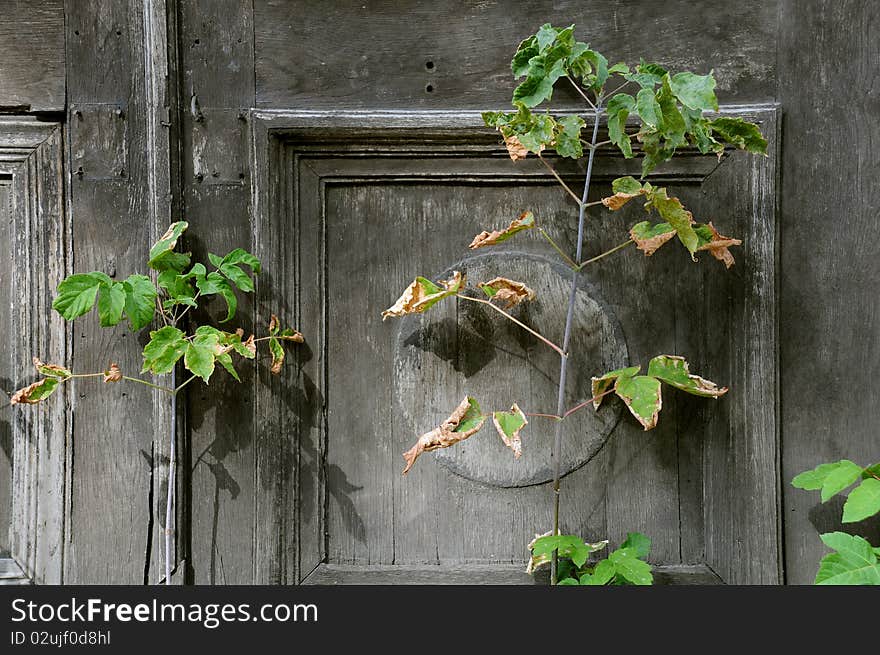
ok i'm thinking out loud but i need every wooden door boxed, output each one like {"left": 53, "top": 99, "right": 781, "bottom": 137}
{"left": 19, "top": 0, "right": 880, "bottom": 585}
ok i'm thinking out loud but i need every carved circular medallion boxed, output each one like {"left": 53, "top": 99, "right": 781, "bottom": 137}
{"left": 393, "top": 251, "right": 628, "bottom": 488}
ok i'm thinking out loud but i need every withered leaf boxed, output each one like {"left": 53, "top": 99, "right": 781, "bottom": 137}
{"left": 504, "top": 134, "right": 532, "bottom": 161}
{"left": 493, "top": 403, "right": 527, "bottom": 459}
{"left": 629, "top": 221, "right": 676, "bottom": 256}
{"left": 381, "top": 271, "right": 465, "bottom": 320}
{"left": 103, "top": 362, "right": 122, "bottom": 383}
{"left": 11, "top": 378, "right": 61, "bottom": 405}
{"left": 601, "top": 176, "right": 651, "bottom": 211}
{"left": 402, "top": 396, "right": 485, "bottom": 475}
{"left": 268, "top": 314, "right": 279, "bottom": 334}
{"left": 646, "top": 355, "right": 728, "bottom": 398}
{"left": 480, "top": 277, "right": 536, "bottom": 309}
{"left": 278, "top": 329, "right": 304, "bottom": 343}
{"left": 591, "top": 365, "right": 641, "bottom": 409}
{"left": 694, "top": 222, "right": 742, "bottom": 269}
{"left": 468, "top": 212, "right": 536, "bottom": 249}
{"left": 32, "top": 357, "right": 72, "bottom": 380}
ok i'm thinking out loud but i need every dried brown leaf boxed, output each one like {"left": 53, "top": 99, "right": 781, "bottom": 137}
{"left": 480, "top": 277, "right": 536, "bottom": 309}
{"left": 268, "top": 314, "right": 279, "bottom": 333}
{"left": 630, "top": 225, "right": 676, "bottom": 256}
{"left": 504, "top": 134, "right": 532, "bottom": 161}
{"left": 32, "top": 357, "right": 71, "bottom": 379}
{"left": 381, "top": 271, "right": 464, "bottom": 320}
{"left": 243, "top": 334, "right": 256, "bottom": 357}
{"left": 602, "top": 189, "right": 648, "bottom": 211}
{"left": 402, "top": 396, "right": 485, "bottom": 475}
{"left": 468, "top": 212, "right": 536, "bottom": 249}
{"left": 103, "top": 363, "right": 122, "bottom": 383}
{"left": 278, "top": 330, "right": 305, "bottom": 343}
{"left": 11, "top": 378, "right": 59, "bottom": 405}
{"left": 696, "top": 222, "right": 742, "bottom": 269}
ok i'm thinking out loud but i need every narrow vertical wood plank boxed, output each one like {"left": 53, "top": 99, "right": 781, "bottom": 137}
{"left": 178, "top": 0, "right": 259, "bottom": 584}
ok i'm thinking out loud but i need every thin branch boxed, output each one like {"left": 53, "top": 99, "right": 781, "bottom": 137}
{"left": 578, "top": 239, "right": 634, "bottom": 269}
{"left": 156, "top": 296, "right": 170, "bottom": 327}
{"left": 565, "top": 75, "right": 596, "bottom": 109}
{"left": 538, "top": 228, "right": 579, "bottom": 270}
{"left": 562, "top": 388, "right": 616, "bottom": 418}
{"left": 604, "top": 79, "right": 633, "bottom": 98}
{"left": 121, "top": 375, "right": 175, "bottom": 395}
{"left": 537, "top": 154, "right": 584, "bottom": 207}
{"left": 524, "top": 411, "right": 563, "bottom": 421}
{"left": 456, "top": 293, "right": 567, "bottom": 358}
{"left": 174, "top": 375, "right": 198, "bottom": 394}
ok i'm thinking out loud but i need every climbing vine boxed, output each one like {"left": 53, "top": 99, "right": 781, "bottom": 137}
{"left": 381, "top": 23, "right": 767, "bottom": 584}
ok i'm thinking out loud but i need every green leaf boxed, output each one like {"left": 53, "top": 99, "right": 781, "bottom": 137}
{"left": 148, "top": 222, "right": 190, "bottom": 271}
{"left": 224, "top": 331, "right": 256, "bottom": 359}
{"left": 211, "top": 248, "right": 261, "bottom": 294}
{"left": 606, "top": 93, "right": 636, "bottom": 158}
{"left": 269, "top": 336, "right": 285, "bottom": 374}
{"left": 158, "top": 269, "right": 197, "bottom": 308}
{"left": 557, "top": 577, "right": 580, "bottom": 586}
{"left": 554, "top": 115, "right": 585, "bottom": 159}
{"left": 818, "top": 460, "right": 864, "bottom": 502}
{"left": 122, "top": 274, "right": 158, "bottom": 330}
{"left": 815, "top": 532, "right": 880, "bottom": 585}
{"left": 608, "top": 547, "right": 653, "bottom": 585}
{"left": 792, "top": 462, "right": 842, "bottom": 491}
{"left": 645, "top": 187, "right": 699, "bottom": 255}
{"left": 624, "top": 60, "right": 666, "bottom": 88}
{"left": 97, "top": 282, "right": 126, "bottom": 327}
{"left": 635, "top": 87, "right": 662, "bottom": 129}
{"left": 620, "top": 532, "right": 651, "bottom": 558}
{"left": 709, "top": 117, "right": 768, "bottom": 155}
{"left": 863, "top": 463, "right": 880, "bottom": 480}
{"left": 216, "top": 352, "right": 240, "bottom": 382}
{"left": 532, "top": 535, "right": 591, "bottom": 568}
{"left": 669, "top": 71, "right": 718, "bottom": 112}
{"left": 656, "top": 75, "right": 686, "bottom": 145}
{"left": 10, "top": 377, "right": 61, "bottom": 405}
{"left": 646, "top": 355, "right": 727, "bottom": 398}
{"left": 581, "top": 559, "right": 616, "bottom": 585}
{"left": 511, "top": 36, "right": 539, "bottom": 78}
{"left": 454, "top": 397, "right": 484, "bottom": 434}
{"left": 52, "top": 272, "right": 110, "bottom": 320}
{"left": 32, "top": 359, "right": 72, "bottom": 379}
{"left": 141, "top": 326, "right": 187, "bottom": 374}
{"left": 608, "top": 62, "right": 630, "bottom": 75}
{"left": 614, "top": 374, "right": 662, "bottom": 430}
{"left": 516, "top": 113, "right": 555, "bottom": 153}
{"left": 591, "top": 365, "right": 640, "bottom": 409}
{"left": 612, "top": 176, "right": 643, "bottom": 195}
{"left": 493, "top": 403, "right": 527, "bottom": 458}
{"left": 195, "top": 270, "right": 237, "bottom": 322}
{"left": 843, "top": 478, "right": 880, "bottom": 523}
{"left": 185, "top": 327, "right": 223, "bottom": 383}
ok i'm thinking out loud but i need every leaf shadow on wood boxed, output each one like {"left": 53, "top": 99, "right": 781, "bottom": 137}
{"left": 807, "top": 495, "right": 880, "bottom": 546}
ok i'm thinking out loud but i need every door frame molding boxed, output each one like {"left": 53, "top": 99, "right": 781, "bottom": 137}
{"left": 0, "top": 117, "right": 69, "bottom": 585}
{"left": 248, "top": 106, "right": 780, "bottom": 584}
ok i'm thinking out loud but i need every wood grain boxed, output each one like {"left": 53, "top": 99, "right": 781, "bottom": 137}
{"left": 254, "top": 0, "right": 778, "bottom": 110}
{"left": 0, "top": 0, "right": 65, "bottom": 112}
{"left": 778, "top": 0, "right": 880, "bottom": 584}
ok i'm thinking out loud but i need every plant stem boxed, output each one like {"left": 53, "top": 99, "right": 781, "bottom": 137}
{"left": 549, "top": 104, "right": 602, "bottom": 585}
{"left": 455, "top": 294, "right": 566, "bottom": 358}
{"left": 538, "top": 228, "right": 579, "bottom": 270}
{"left": 563, "top": 388, "right": 616, "bottom": 418}
{"left": 121, "top": 375, "right": 175, "bottom": 395}
{"left": 578, "top": 239, "right": 634, "bottom": 269}
{"left": 565, "top": 75, "right": 595, "bottom": 109}
{"left": 174, "top": 374, "right": 197, "bottom": 394}
{"left": 537, "top": 154, "right": 584, "bottom": 207}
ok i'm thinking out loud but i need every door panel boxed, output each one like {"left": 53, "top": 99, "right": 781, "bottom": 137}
{"left": 250, "top": 108, "right": 779, "bottom": 584}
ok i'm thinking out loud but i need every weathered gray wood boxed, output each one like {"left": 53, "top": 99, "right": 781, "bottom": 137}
{"left": 778, "top": 0, "right": 880, "bottom": 584}
{"left": 1, "top": 180, "right": 11, "bottom": 556}
{"left": 178, "top": 0, "right": 260, "bottom": 585}
{"left": 254, "top": 0, "right": 778, "bottom": 110}
{"left": 251, "top": 109, "right": 778, "bottom": 583}
{"left": 0, "top": 557, "right": 30, "bottom": 585}
{"left": 302, "top": 563, "right": 721, "bottom": 585}
{"left": 0, "top": 0, "right": 66, "bottom": 112}
{"left": 0, "top": 117, "right": 68, "bottom": 584}
{"left": 63, "top": 0, "right": 178, "bottom": 584}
